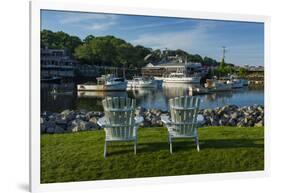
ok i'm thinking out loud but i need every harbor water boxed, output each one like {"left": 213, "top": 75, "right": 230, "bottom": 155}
{"left": 41, "top": 82, "right": 264, "bottom": 113}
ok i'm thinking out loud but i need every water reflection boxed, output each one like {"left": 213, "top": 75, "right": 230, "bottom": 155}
{"left": 41, "top": 82, "right": 264, "bottom": 113}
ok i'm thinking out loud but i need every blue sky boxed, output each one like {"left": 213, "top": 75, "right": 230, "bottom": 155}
{"left": 41, "top": 10, "right": 264, "bottom": 66}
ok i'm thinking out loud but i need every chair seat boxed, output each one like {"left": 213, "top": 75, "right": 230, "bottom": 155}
{"left": 98, "top": 116, "right": 144, "bottom": 127}
{"left": 105, "top": 136, "right": 136, "bottom": 141}
{"left": 161, "top": 114, "right": 205, "bottom": 125}
{"left": 168, "top": 131, "right": 197, "bottom": 138}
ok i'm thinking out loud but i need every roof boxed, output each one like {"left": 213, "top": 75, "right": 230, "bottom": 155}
{"left": 143, "top": 61, "right": 202, "bottom": 69}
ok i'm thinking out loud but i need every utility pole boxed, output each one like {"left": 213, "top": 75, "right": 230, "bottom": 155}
{"left": 222, "top": 46, "right": 226, "bottom": 61}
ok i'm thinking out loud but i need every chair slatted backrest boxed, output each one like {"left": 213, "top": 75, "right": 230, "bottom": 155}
{"left": 169, "top": 96, "right": 200, "bottom": 136}
{"left": 102, "top": 97, "right": 136, "bottom": 140}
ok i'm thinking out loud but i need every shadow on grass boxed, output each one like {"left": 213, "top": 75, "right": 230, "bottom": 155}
{"left": 106, "top": 138, "right": 264, "bottom": 155}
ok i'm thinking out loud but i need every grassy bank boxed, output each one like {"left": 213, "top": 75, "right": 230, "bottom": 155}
{"left": 41, "top": 126, "right": 264, "bottom": 183}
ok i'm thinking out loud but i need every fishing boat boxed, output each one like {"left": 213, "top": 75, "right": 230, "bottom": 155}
{"left": 127, "top": 77, "right": 157, "bottom": 89}
{"left": 77, "top": 74, "right": 127, "bottom": 91}
{"left": 162, "top": 72, "right": 201, "bottom": 84}
{"left": 204, "top": 79, "right": 232, "bottom": 92}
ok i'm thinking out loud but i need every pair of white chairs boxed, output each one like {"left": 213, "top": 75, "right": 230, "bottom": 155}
{"left": 97, "top": 96, "right": 202, "bottom": 157}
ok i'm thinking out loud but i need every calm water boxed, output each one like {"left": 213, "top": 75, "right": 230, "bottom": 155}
{"left": 41, "top": 82, "right": 264, "bottom": 113}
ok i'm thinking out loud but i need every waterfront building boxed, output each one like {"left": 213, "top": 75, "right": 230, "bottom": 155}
{"left": 41, "top": 48, "right": 79, "bottom": 78}
{"left": 141, "top": 61, "right": 207, "bottom": 77}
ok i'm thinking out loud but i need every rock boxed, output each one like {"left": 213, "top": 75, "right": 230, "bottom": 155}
{"left": 237, "top": 121, "right": 244, "bottom": 127}
{"left": 68, "top": 119, "right": 93, "bottom": 132}
{"left": 64, "top": 111, "right": 76, "bottom": 121}
{"left": 43, "top": 120, "right": 56, "bottom": 129}
{"left": 230, "top": 112, "right": 238, "bottom": 119}
{"left": 228, "top": 118, "right": 237, "bottom": 126}
{"left": 255, "top": 121, "right": 263, "bottom": 127}
{"left": 60, "top": 109, "right": 71, "bottom": 116}
{"left": 86, "top": 111, "right": 96, "bottom": 119}
{"left": 41, "top": 111, "right": 53, "bottom": 118}
{"left": 89, "top": 117, "right": 98, "bottom": 124}
{"left": 55, "top": 116, "right": 67, "bottom": 125}
{"left": 46, "top": 127, "right": 55, "bottom": 134}
{"left": 48, "top": 115, "right": 56, "bottom": 122}
{"left": 86, "top": 122, "right": 99, "bottom": 130}
{"left": 75, "top": 114, "right": 87, "bottom": 121}
{"left": 54, "top": 126, "right": 65, "bottom": 134}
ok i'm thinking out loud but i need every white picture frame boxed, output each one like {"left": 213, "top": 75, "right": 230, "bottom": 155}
{"left": 30, "top": 0, "right": 270, "bottom": 192}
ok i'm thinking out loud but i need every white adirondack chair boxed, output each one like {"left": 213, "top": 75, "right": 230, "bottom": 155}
{"left": 161, "top": 96, "right": 202, "bottom": 154}
{"left": 97, "top": 97, "right": 143, "bottom": 158}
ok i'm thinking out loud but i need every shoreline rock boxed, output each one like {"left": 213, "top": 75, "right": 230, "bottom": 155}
{"left": 41, "top": 105, "right": 264, "bottom": 134}
{"left": 199, "top": 105, "right": 264, "bottom": 127}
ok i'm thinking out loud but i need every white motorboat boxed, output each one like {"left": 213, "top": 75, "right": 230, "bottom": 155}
{"left": 77, "top": 74, "right": 127, "bottom": 91}
{"left": 227, "top": 79, "right": 244, "bottom": 89}
{"left": 127, "top": 77, "right": 157, "bottom": 89}
{"left": 162, "top": 73, "right": 201, "bottom": 84}
{"left": 204, "top": 79, "right": 232, "bottom": 92}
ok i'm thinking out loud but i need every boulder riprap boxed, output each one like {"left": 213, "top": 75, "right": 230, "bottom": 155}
{"left": 136, "top": 107, "right": 167, "bottom": 127}
{"left": 41, "top": 109, "right": 103, "bottom": 134}
{"left": 200, "top": 105, "right": 264, "bottom": 127}
{"left": 41, "top": 105, "right": 264, "bottom": 134}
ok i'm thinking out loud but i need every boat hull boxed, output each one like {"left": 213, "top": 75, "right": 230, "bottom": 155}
{"left": 227, "top": 80, "right": 244, "bottom": 89}
{"left": 163, "top": 77, "right": 201, "bottom": 84}
{"left": 77, "top": 82, "right": 127, "bottom": 91}
{"left": 127, "top": 81, "right": 157, "bottom": 89}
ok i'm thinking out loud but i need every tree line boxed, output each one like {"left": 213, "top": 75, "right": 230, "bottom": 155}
{"left": 41, "top": 30, "right": 236, "bottom": 71}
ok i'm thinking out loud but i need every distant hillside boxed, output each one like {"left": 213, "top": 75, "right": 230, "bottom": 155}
{"left": 41, "top": 30, "right": 222, "bottom": 69}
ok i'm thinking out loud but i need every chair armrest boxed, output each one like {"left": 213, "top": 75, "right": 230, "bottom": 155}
{"left": 98, "top": 116, "right": 144, "bottom": 127}
{"left": 134, "top": 116, "right": 144, "bottom": 125}
{"left": 161, "top": 114, "right": 205, "bottom": 125}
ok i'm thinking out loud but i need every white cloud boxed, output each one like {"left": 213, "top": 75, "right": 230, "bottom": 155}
{"left": 119, "top": 20, "right": 187, "bottom": 31}
{"left": 87, "top": 21, "right": 117, "bottom": 31}
{"left": 131, "top": 21, "right": 216, "bottom": 50}
{"left": 56, "top": 12, "right": 119, "bottom": 32}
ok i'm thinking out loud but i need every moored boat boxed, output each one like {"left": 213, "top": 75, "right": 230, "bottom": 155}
{"left": 204, "top": 79, "right": 232, "bottom": 92}
{"left": 77, "top": 74, "right": 127, "bottom": 91}
{"left": 162, "top": 73, "right": 201, "bottom": 84}
{"left": 227, "top": 79, "right": 244, "bottom": 89}
{"left": 127, "top": 77, "right": 157, "bottom": 89}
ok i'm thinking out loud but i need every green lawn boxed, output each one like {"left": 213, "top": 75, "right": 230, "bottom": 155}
{"left": 41, "top": 126, "right": 264, "bottom": 183}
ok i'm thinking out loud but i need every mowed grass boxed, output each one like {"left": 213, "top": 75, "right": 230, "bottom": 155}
{"left": 41, "top": 126, "right": 264, "bottom": 183}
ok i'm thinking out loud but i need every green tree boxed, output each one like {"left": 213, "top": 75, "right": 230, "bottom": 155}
{"left": 238, "top": 67, "right": 248, "bottom": 77}
{"left": 41, "top": 30, "right": 82, "bottom": 54}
